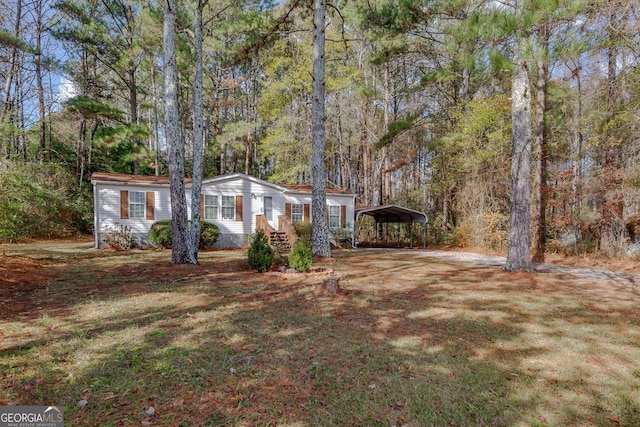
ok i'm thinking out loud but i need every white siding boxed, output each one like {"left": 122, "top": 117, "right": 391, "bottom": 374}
{"left": 94, "top": 183, "right": 170, "bottom": 234}
{"left": 281, "top": 193, "right": 355, "bottom": 229}
{"left": 327, "top": 194, "right": 356, "bottom": 229}
{"left": 93, "top": 173, "right": 356, "bottom": 248}
{"left": 194, "top": 178, "right": 286, "bottom": 237}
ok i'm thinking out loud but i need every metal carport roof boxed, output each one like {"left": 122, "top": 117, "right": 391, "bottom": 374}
{"left": 354, "top": 205, "right": 428, "bottom": 224}
{"left": 353, "top": 205, "right": 428, "bottom": 248}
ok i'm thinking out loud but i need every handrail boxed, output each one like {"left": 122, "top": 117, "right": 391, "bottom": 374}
{"left": 278, "top": 215, "right": 298, "bottom": 246}
{"left": 256, "top": 214, "right": 276, "bottom": 235}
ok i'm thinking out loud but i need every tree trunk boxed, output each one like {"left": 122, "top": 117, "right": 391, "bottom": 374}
{"left": 382, "top": 63, "right": 391, "bottom": 205}
{"left": 2, "top": 0, "right": 22, "bottom": 158}
{"left": 311, "top": 0, "right": 330, "bottom": 257}
{"left": 164, "top": 0, "right": 191, "bottom": 264}
{"left": 89, "top": 119, "right": 98, "bottom": 178}
{"left": 361, "top": 103, "right": 370, "bottom": 206}
{"left": 78, "top": 118, "right": 86, "bottom": 187}
{"left": 571, "top": 65, "right": 583, "bottom": 231}
{"left": 151, "top": 65, "right": 160, "bottom": 176}
{"left": 600, "top": 16, "right": 624, "bottom": 255}
{"left": 17, "top": 69, "right": 25, "bottom": 161}
{"left": 189, "top": 0, "right": 205, "bottom": 263}
{"left": 532, "top": 23, "right": 549, "bottom": 263}
{"left": 125, "top": 4, "right": 141, "bottom": 175}
{"left": 35, "top": 0, "right": 46, "bottom": 164}
{"left": 505, "top": 0, "right": 532, "bottom": 271}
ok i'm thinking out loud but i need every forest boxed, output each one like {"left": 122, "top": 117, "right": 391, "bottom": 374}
{"left": 1, "top": 0, "right": 639, "bottom": 262}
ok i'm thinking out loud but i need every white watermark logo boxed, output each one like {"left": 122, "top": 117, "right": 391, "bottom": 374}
{"left": 0, "top": 406, "right": 64, "bottom": 427}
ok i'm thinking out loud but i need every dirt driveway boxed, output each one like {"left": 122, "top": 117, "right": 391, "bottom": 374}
{"left": 361, "top": 247, "right": 640, "bottom": 288}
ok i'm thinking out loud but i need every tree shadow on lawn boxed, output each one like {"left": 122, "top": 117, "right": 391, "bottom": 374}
{"left": 0, "top": 248, "right": 251, "bottom": 321}
{"left": 2, "top": 248, "right": 640, "bottom": 426}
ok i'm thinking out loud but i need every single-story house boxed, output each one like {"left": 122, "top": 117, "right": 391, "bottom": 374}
{"left": 91, "top": 172, "right": 356, "bottom": 249}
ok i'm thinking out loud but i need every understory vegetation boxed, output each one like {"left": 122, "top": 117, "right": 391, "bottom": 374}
{"left": 0, "top": 163, "right": 92, "bottom": 242}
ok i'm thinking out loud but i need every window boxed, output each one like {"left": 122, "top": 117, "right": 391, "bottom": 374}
{"left": 129, "top": 191, "right": 145, "bottom": 219}
{"left": 204, "top": 195, "right": 218, "bottom": 220}
{"left": 263, "top": 196, "right": 273, "bottom": 221}
{"left": 329, "top": 205, "right": 341, "bottom": 228}
{"left": 221, "top": 195, "right": 235, "bottom": 220}
{"left": 291, "top": 204, "right": 303, "bottom": 223}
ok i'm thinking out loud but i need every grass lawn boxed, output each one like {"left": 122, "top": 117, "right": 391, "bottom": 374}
{"left": 2, "top": 240, "right": 640, "bottom": 426}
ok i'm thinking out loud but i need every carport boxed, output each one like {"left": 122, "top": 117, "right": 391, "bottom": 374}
{"left": 353, "top": 205, "right": 428, "bottom": 248}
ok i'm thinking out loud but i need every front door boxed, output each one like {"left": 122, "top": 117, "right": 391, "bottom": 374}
{"left": 263, "top": 196, "right": 274, "bottom": 228}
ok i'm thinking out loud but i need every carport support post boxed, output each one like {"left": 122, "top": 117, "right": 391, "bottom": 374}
{"left": 410, "top": 221, "right": 414, "bottom": 248}
{"left": 352, "top": 218, "right": 357, "bottom": 248}
{"left": 397, "top": 223, "right": 400, "bottom": 248}
{"left": 423, "top": 223, "right": 427, "bottom": 247}
{"left": 385, "top": 222, "right": 389, "bottom": 246}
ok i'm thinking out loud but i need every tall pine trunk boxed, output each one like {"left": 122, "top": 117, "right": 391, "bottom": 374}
{"left": 600, "top": 14, "right": 624, "bottom": 255}
{"left": 571, "top": 66, "right": 583, "bottom": 232}
{"left": 35, "top": 0, "right": 46, "bottom": 164}
{"left": 189, "top": 0, "right": 205, "bottom": 263}
{"left": 505, "top": 0, "right": 532, "bottom": 271}
{"left": 311, "top": 0, "right": 330, "bottom": 257}
{"left": 2, "top": 0, "right": 21, "bottom": 158}
{"left": 532, "top": 23, "right": 549, "bottom": 263}
{"left": 163, "top": 0, "right": 191, "bottom": 264}
{"left": 125, "top": 4, "right": 141, "bottom": 175}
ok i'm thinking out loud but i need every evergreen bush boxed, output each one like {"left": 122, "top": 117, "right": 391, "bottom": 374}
{"left": 148, "top": 220, "right": 219, "bottom": 249}
{"left": 149, "top": 220, "right": 173, "bottom": 248}
{"left": 199, "top": 221, "right": 220, "bottom": 249}
{"left": 247, "top": 230, "right": 274, "bottom": 272}
{"left": 288, "top": 237, "right": 314, "bottom": 272}
{"left": 293, "top": 221, "right": 312, "bottom": 239}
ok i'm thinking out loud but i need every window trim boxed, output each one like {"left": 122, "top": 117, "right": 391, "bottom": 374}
{"left": 221, "top": 195, "right": 235, "bottom": 220}
{"left": 204, "top": 194, "right": 219, "bottom": 220}
{"left": 291, "top": 203, "right": 304, "bottom": 224}
{"left": 129, "top": 191, "right": 146, "bottom": 219}
{"left": 328, "top": 205, "right": 341, "bottom": 229}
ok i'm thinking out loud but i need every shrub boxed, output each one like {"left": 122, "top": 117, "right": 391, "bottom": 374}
{"left": 199, "top": 221, "right": 220, "bottom": 249}
{"left": 148, "top": 220, "right": 219, "bottom": 249}
{"left": 149, "top": 220, "right": 173, "bottom": 248}
{"left": 247, "top": 230, "right": 274, "bottom": 272}
{"left": 288, "top": 237, "right": 314, "bottom": 272}
{"left": 103, "top": 223, "right": 134, "bottom": 250}
{"left": 294, "top": 221, "right": 312, "bottom": 239}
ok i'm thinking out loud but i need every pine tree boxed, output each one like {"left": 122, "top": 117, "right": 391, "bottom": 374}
{"left": 189, "top": 0, "right": 205, "bottom": 263}
{"left": 311, "top": 0, "right": 330, "bottom": 257}
{"left": 163, "top": 0, "right": 192, "bottom": 264}
{"left": 505, "top": 0, "right": 532, "bottom": 271}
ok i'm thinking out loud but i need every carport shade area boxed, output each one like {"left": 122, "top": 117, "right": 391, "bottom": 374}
{"left": 353, "top": 205, "right": 428, "bottom": 248}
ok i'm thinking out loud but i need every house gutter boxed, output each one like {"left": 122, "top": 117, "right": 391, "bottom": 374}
{"left": 90, "top": 179, "right": 169, "bottom": 188}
